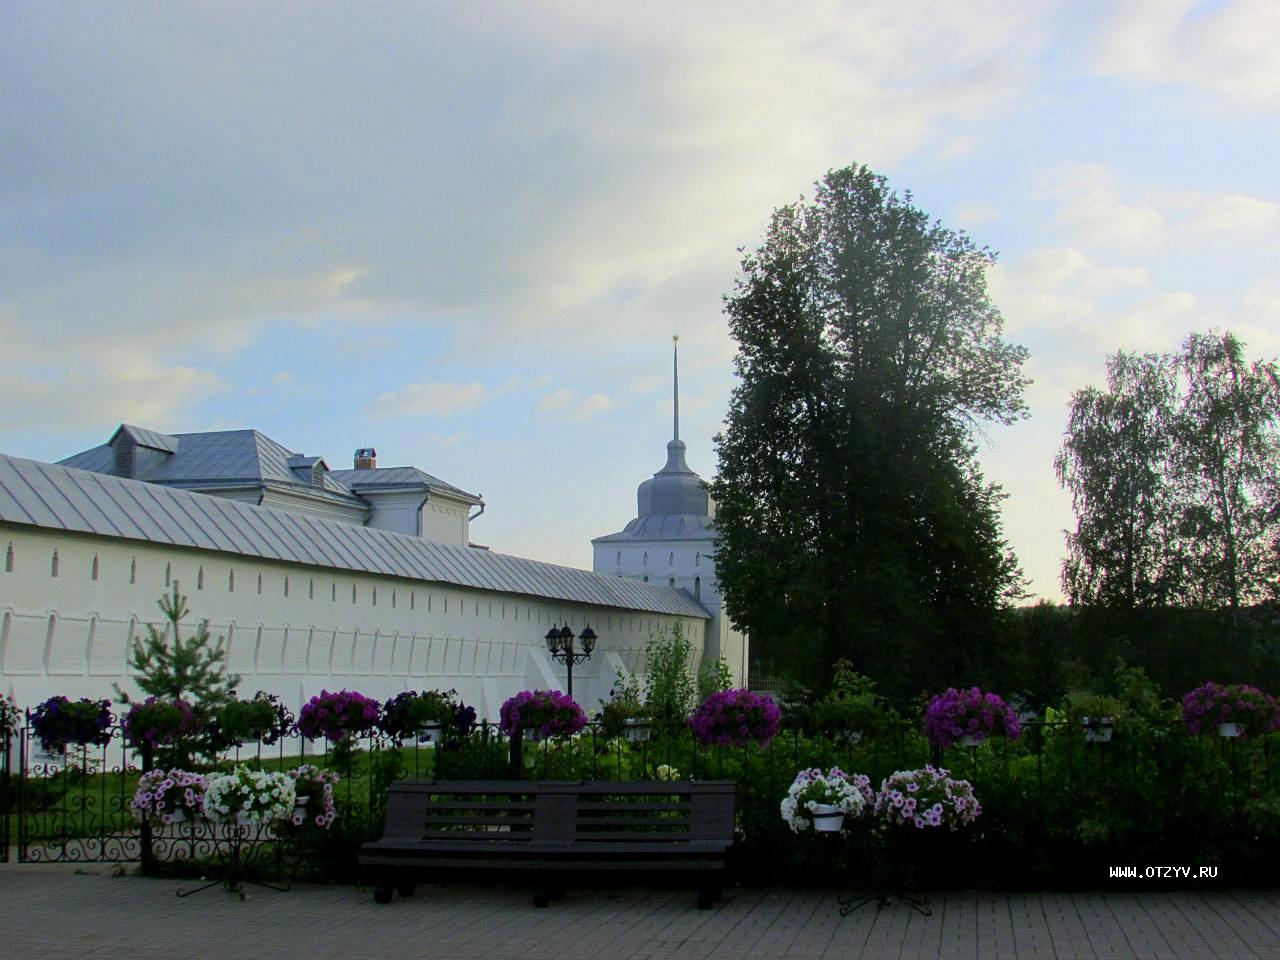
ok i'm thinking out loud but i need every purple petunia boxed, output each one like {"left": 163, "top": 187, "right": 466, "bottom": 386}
{"left": 923, "top": 687, "right": 1020, "bottom": 750}
{"left": 689, "top": 688, "right": 781, "bottom": 748}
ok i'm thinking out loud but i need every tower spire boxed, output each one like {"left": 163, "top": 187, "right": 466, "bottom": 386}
{"left": 672, "top": 335, "right": 680, "bottom": 443}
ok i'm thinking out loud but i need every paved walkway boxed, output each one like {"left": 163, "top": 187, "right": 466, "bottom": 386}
{"left": 2, "top": 862, "right": 1278, "bottom": 959}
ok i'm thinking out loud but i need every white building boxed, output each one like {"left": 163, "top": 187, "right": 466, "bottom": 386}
{"left": 0, "top": 424, "right": 711, "bottom": 721}
{"left": 592, "top": 340, "right": 748, "bottom": 683}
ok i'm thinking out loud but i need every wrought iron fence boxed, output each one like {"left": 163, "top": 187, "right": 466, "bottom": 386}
{"left": 1, "top": 730, "right": 11, "bottom": 862}
{"left": 10, "top": 715, "right": 1277, "bottom": 872}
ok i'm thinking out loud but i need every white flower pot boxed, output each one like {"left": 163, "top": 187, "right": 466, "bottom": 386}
{"left": 623, "top": 719, "right": 652, "bottom": 743}
{"left": 1218, "top": 722, "right": 1243, "bottom": 738}
{"left": 418, "top": 723, "right": 443, "bottom": 744}
{"left": 810, "top": 803, "right": 844, "bottom": 832}
{"left": 1082, "top": 717, "right": 1115, "bottom": 743}
{"left": 166, "top": 808, "right": 186, "bottom": 823}
{"left": 294, "top": 795, "right": 310, "bottom": 815}
{"left": 958, "top": 734, "right": 983, "bottom": 748}
{"left": 236, "top": 811, "right": 258, "bottom": 827}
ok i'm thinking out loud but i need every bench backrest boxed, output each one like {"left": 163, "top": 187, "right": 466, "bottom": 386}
{"left": 381, "top": 780, "right": 736, "bottom": 847}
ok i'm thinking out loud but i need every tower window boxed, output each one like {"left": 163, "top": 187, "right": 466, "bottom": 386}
{"left": 695, "top": 576, "right": 701, "bottom": 600}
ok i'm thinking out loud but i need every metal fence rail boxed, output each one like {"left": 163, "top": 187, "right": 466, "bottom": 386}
{"left": 8, "top": 718, "right": 1276, "bottom": 868}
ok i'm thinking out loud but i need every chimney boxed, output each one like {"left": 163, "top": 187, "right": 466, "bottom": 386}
{"left": 354, "top": 447, "right": 377, "bottom": 470}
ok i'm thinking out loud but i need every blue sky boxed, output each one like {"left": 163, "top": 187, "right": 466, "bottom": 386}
{"left": 3, "top": 1, "right": 1278, "bottom": 602}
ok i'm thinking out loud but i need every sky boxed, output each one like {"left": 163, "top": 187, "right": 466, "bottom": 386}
{"left": 2, "top": 0, "right": 1278, "bottom": 604}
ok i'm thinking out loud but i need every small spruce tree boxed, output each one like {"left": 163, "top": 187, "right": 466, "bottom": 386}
{"left": 117, "top": 585, "right": 240, "bottom": 711}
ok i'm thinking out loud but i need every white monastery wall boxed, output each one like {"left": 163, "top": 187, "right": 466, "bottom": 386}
{"left": 593, "top": 541, "right": 746, "bottom": 684}
{"left": 0, "top": 525, "right": 706, "bottom": 723}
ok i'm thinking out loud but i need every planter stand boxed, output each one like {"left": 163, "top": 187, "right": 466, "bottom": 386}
{"left": 834, "top": 832, "right": 932, "bottom": 919}
{"left": 176, "top": 820, "right": 290, "bottom": 901}
{"left": 839, "top": 889, "right": 932, "bottom": 918}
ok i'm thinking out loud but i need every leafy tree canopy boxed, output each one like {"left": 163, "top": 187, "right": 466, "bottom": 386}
{"left": 710, "top": 163, "right": 1028, "bottom": 696}
{"left": 1058, "top": 330, "right": 1280, "bottom": 610}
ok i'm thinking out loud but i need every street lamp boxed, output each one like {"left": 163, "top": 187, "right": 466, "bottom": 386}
{"left": 544, "top": 623, "right": 597, "bottom": 699}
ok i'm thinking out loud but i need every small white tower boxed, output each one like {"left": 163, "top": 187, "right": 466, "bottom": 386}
{"left": 591, "top": 337, "right": 748, "bottom": 682}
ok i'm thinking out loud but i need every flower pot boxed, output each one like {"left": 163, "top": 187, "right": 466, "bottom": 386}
{"left": 810, "top": 803, "right": 844, "bottom": 832}
{"left": 236, "top": 811, "right": 259, "bottom": 827}
{"left": 165, "top": 808, "right": 186, "bottom": 824}
{"left": 1218, "top": 722, "right": 1243, "bottom": 738}
{"left": 294, "top": 795, "right": 310, "bottom": 815}
{"left": 1082, "top": 716, "right": 1115, "bottom": 743}
{"left": 958, "top": 734, "right": 984, "bottom": 748}
{"left": 837, "top": 730, "right": 864, "bottom": 745}
{"left": 623, "top": 719, "right": 652, "bottom": 743}
{"left": 418, "top": 723, "right": 443, "bottom": 745}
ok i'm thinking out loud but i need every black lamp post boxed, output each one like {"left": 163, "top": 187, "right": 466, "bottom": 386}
{"left": 544, "top": 623, "right": 597, "bottom": 699}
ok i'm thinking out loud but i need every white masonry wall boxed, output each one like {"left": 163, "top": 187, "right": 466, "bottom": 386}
{"left": 0, "top": 525, "right": 706, "bottom": 723}
{"left": 593, "top": 539, "right": 747, "bottom": 685}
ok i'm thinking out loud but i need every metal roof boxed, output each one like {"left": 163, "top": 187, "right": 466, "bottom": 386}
{"left": 0, "top": 454, "right": 709, "bottom": 619}
{"left": 110, "top": 424, "right": 180, "bottom": 454}
{"left": 61, "top": 428, "right": 365, "bottom": 507}
{"left": 329, "top": 466, "right": 481, "bottom": 503}
{"left": 593, "top": 514, "right": 719, "bottom": 544}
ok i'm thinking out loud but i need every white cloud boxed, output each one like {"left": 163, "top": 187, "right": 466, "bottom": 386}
{"left": 538, "top": 389, "right": 614, "bottom": 422}
{"left": 0, "top": 361, "right": 226, "bottom": 432}
{"left": 368, "top": 381, "right": 488, "bottom": 419}
{"left": 1093, "top": 0, "right": 1280, "bottom": 108}
{"left": 951, "top": 200, "right": 1000, "bottom": 228}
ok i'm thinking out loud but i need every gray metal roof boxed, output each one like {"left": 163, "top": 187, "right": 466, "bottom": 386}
{"left": 593, "top": 514, "right": 719, "bottom": 544}
{"left": 111, "top": 424, "right": 180, "bottom": 453}
{"left": 0, "top": 454, "right": 709, "bottom": 619}
{"left": 329, "top": 466, "right": 481, "bottom": 504}
{"left": 62, "top": 428, "right": 364, "bottom": 507}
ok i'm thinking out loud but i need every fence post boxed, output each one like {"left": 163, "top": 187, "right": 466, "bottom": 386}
{"left": 139, "top": 742, "right": 155, "bottom": 875}
{"left": 508, "top": 728, "right": 522, "bottom": 780}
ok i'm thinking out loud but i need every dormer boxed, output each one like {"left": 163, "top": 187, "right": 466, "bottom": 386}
{"left": 286, "top": 454, "right": 329, "bottom": 489}
{"left": 108, "top": 424, "right": 179, "bottom": 479}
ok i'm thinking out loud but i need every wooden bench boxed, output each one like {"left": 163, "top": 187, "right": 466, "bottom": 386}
{"left": 360, "top": 779, "right": 736, "bottom": 908}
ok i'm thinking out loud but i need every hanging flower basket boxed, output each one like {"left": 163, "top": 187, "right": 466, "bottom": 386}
{"left": 1081, "top": 716, "right": 1115, "bottom": 743}
{"left": 29, "top": 696, "right": 114, "bottom": 753}
{"left": 1182, "top": 682, "right": 1279, "bottom": 740}
{"left": 924, "top": 688, "right": 1021, "bottom": 750}
{"left": 202, "top": 766, "right": 296, "bottom": 825}
{"left": 781, "top": 767, "right": 873, "bottom": 834}
{"left": 297, "top": 689, "right": 381, "bottom": 742}
{"left": 121, "top": 698, "right": 199, "bottom": 749}
{"left": 287, "top": 764, "right": 339, "bottom": 828}
{"left": 875, "top": 767, "right": 981, "bottom": 831}
{"left": 131, "top": 769, "right": 207, "bottom": 825}
{"left": 379, "top": 689, "right": 473, "bottom": 744}
{"left": 499, "top": 690, "right": 587, "bottom": 741}
{"left": 623, "top": 718, "right": 652, "bottom": 743}
{"left": 690, "top": 688, "right": 781, "bottom": 749}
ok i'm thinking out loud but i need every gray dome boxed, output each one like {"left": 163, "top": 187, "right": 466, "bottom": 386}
{"left": 639, "top": 440, "right": 709, "bottom": 517}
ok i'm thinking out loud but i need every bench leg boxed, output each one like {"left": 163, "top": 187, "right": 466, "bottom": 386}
{"left": 397, "top": 880, "right": 417, "bottom": 898}
{"left": 533, "top": 890, "right": 551, "bottom": 909}
{"left": 374, "top": 884, "right": 394, "bottom": 905}
{"left": 696, "top": 886, "right": 721, "bottom": 910}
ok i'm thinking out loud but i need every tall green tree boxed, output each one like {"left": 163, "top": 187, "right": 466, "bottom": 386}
{"left": 1058, "top": 331, "right": 1280, "bottom": 610}
{"left": 1055, "top": 351, "right": 1180, "bottom": 607}
{"left": 1172, "top": 331, "right": 1280, "bottom": 609}
{"left": 710, "top": 164, "right": 1029, "bottom": 695}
